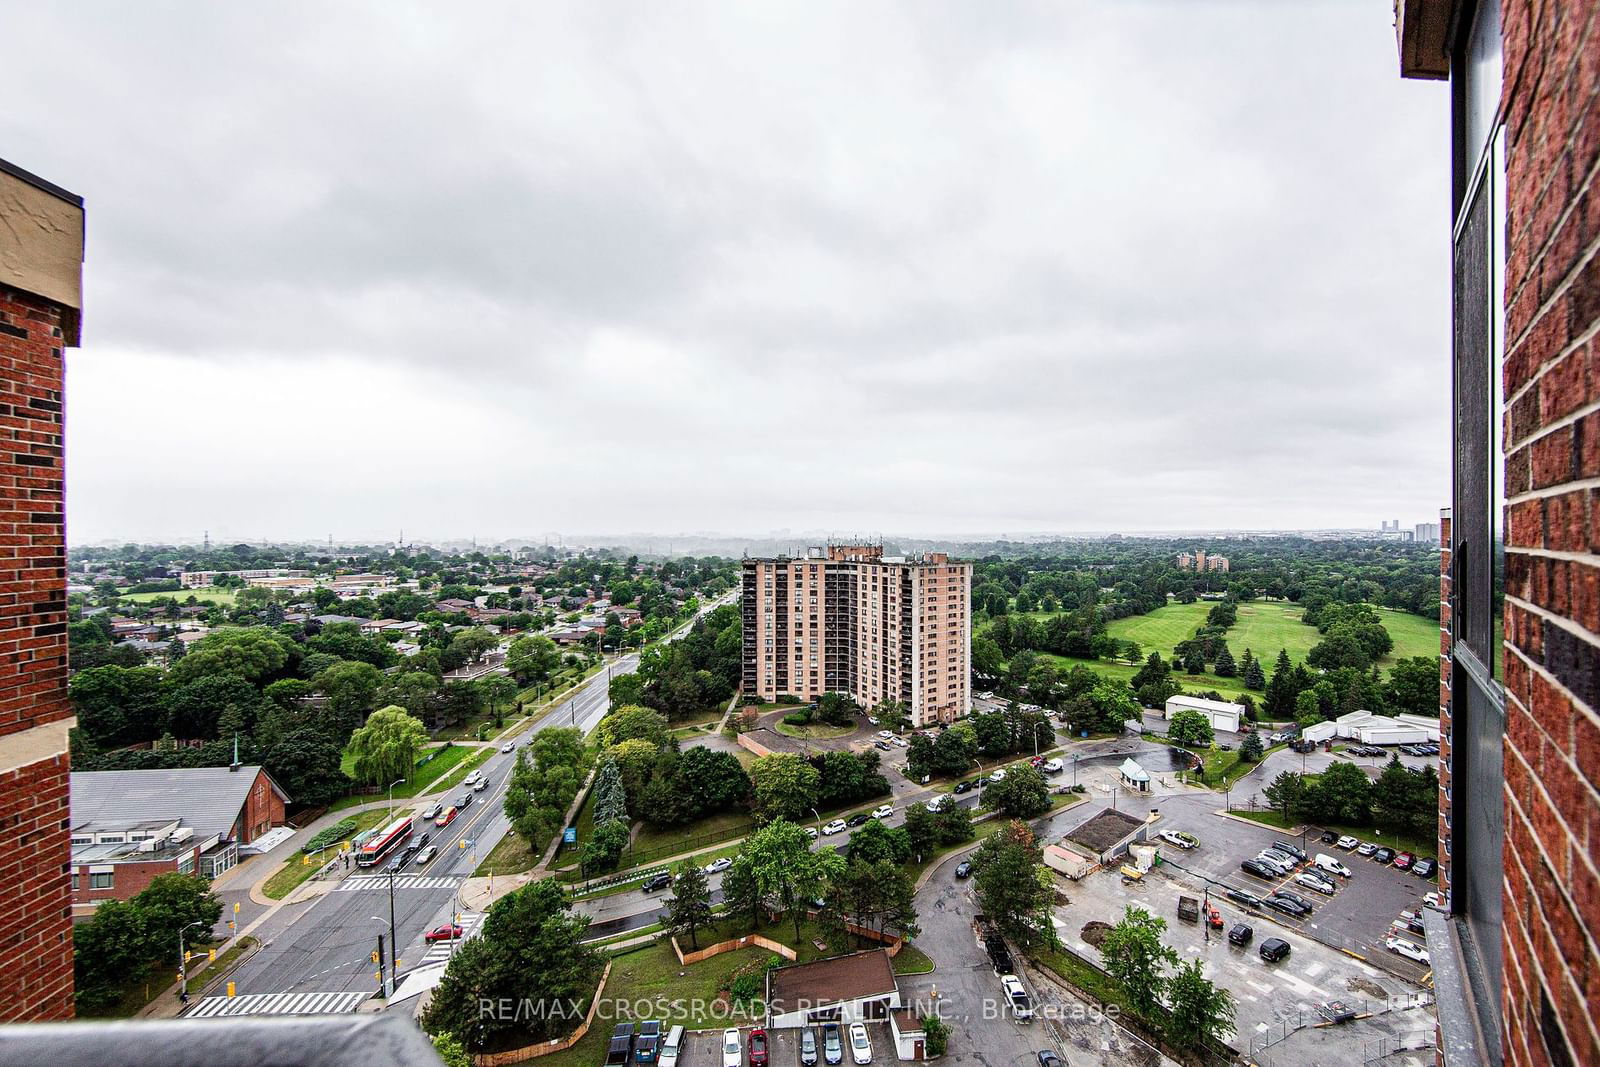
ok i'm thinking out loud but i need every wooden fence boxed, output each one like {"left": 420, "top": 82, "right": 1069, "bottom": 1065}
{"left": 671, "top": 932, "right": 797, "bottom": 966}
{"left": 470, "top": 961, "right": 613, "bottom": 1067}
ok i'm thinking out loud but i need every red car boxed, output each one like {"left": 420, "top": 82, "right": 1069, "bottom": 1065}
{"left": 434, "top": 805, "right": 458, "bottom": 828}
{"left": 424, "top": 924, "right": 464, "bottom": 943}
{"left": 748, "top": 1028, "right": 768, "bottom": 1067}
{"left": 1393, "top": 851, "right": 1415, "bottom": 871}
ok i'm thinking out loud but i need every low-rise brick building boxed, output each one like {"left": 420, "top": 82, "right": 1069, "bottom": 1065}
{"left": 68, "top": 765, "right": 288, "bottom": 913}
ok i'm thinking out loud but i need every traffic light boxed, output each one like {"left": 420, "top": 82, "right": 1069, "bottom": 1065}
{"left": 371, "top": 948, "right": 380, "bottom": 964}
{"left": 208, "top": 948, "right": 217, "bottom": 963}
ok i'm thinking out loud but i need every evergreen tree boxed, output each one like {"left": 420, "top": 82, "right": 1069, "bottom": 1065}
{"left": 1213, "top": 642, "right": 1237, "bottom": 678}
{"left": 1238, "top": 731, "right": 1263, "bottom": 762}
{"left": 1262, "top": 650, "right": 1297, "bottom": 718}
{"left": 592, "top": 757, "right": 628, "bottom": 826}
{"left": 1243, "top": 653, "right": 1266, "bottom": 691}
{"left": 665, "top": 861, "right": 714, "bottom": 950}
{"left": 1182, "top": 647, "right": 1206, "bottom": 675}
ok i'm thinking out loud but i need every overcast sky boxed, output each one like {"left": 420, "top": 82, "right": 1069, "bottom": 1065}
{"left": 3, "top": 1, "right": 1449, "bottom": 544}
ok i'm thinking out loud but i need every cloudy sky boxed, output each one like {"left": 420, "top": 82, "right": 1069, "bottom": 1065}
{"left": 4, "top": 1, "right": 1449, "bottom": 544}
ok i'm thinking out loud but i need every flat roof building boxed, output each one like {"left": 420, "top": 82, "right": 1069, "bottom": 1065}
{"left": 742, "top": 545, "right": 971, "bottom": 727}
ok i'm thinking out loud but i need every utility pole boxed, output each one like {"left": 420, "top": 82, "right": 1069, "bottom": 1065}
{"left": 387, "top": 868, "right": 398, "bottom": 996}
{"left": 374, "top": 934, "right": 386, "bottom": 995}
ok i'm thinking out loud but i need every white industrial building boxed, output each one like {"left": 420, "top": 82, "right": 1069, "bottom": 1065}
{"left": 1301, "top": 710, "right": 1442, "bottom": 745}
{"left": 1163, "top": 694, "right": 1244, "bottom": 734}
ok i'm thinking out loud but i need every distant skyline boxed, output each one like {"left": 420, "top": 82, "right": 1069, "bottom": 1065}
{"left": 4, "top": 2, "right": 1448, "bottom": 542}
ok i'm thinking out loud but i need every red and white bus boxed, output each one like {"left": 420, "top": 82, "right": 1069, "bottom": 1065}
{"left": 357, "top": 816, "right": 414, "bottom": 867}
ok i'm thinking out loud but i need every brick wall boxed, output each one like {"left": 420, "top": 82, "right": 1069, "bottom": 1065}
{"left": 241, "top": 768, "right": 286, "bottom": 843}
{"left": 0, "top": 282, "right": 73, "bottom": 1021}
{"left": 1497, "top": 2, "right": 1600, "bottom": 1064}
{"left": 0, "top": 285, "right": 69, "bottom": 737}
{"left": 71, "top": 851, "right": 196, "bottom": 908}
{"left": 1436, "top": 511, "right": 1453, "bottom": 907}
{"left": 0, "top": 754, "right": 74, "bottom": 1020}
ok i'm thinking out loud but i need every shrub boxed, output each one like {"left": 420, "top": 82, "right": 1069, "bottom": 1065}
{"left": 775, "top": 694, "right": 803, "bottom": 705}
{"left": 303, "top": 818, "right": 357, "bottom": 853}
{"left": 782, "top": 710, "right": 812, "bottom": 726}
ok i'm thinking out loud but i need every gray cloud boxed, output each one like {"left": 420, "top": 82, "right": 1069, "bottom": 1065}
{"left": 3, "top": 0, "right": 1450, "bottom": 542}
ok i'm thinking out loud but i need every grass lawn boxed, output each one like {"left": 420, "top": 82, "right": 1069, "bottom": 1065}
{"left": 627, "top": 810, "right": 758, "bottom": 867}
{"left": 1023, "top": 600, "right": 1440, "bottom": 706}
{"left": 117, "top": 587, "right": 238, "bottom": 607}
{"left": 772, "top": 719, "right": 858, "bottom": 740}
{"left": 475, "top": 830, "right": 539, "bottom": 877}
{"left": 329, "top": 745, "right": 491, "bottom": 812}
{"left": 1230, "top": 809, "right": 1438, "bottom": 861}
{"left": 262, "top": 808, "right": 393, "bottom": 899}
{"left": 1186, "top": 742, "right": 1288, "bottom": 789}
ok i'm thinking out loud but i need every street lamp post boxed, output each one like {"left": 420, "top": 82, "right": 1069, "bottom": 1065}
{"left": 387, "top": 777, "right": 406, "bottom": 820}
{"left": 178, "top": 920, "right": 206, "bottom": 1005}
{"left": 372, "top": 914, "right": 395, "bottom": 997}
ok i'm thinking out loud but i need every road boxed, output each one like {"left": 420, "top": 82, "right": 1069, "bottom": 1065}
{"left": 205, "top": 596, "right": 732, "bottom": 1011}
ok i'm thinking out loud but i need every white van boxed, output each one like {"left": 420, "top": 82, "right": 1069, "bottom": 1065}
{"left": 1313, "top": 854, "right": 1352, "bottom": 878}
{"left": 659, "top": 1025, "right": 685, "bottom": 1067}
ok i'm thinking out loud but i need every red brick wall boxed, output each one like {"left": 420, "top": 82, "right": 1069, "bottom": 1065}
{"left": 240, "top": 768, "right": 286, "bottom": 843}
{"left": 1497, "top": 2, "right": 1600, "bottom": 1063}
{"left": 71, "top": 852, "right": 195, "bottom": 907}
{"left": 0, "top": 754, "right": 73, "bottom": 1020}
{"left": 0, "top": 282, "right": 73, "bottom": 1020}
{"left": 0, "top": 285, "right": 69, "bottom": 737}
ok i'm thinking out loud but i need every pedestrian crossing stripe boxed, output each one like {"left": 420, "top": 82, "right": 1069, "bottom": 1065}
{"left": 334, "top": 875, "right": 462, "bottom": 892}
{"left": 416, "top": 912, "right": 485, "bottom": 966}
{"left": 186, "top": 990, "right": 371, "bottom": 1018}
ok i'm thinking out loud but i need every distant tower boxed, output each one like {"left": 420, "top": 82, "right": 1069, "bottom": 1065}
{"left": 202, "top": 529, "right": 210, "bottom": 551}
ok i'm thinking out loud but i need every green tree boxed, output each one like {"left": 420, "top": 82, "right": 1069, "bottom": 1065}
{"left": 1302, "top": 761, "right": 1373, "bottom": 825}
{"left": 1263, "top": 649, "right": 1297, "bottom": 718}
{"left": 1100, "top": 905, "right": 1178, "bottom": 1021}
{"left": 981, "top": 764, "right": 1050, "bottom": 817}
{"left": 972, "top": 820, "right": 1050, "bottom": 946}
{"left": 450, "top": 627, "right": 499, "bottom": 664}
{"left": 1371, "top": 755, "right": 1419, "bottom": 833}
{"left": 743, "top": 819, "right": 845, "bottom": 941}
{"left": 721, "top": 854, "right": 765, "bottom": 930}
{"left": 312, "top": 660, "right": 386, "bottom": 738}
{"left": 132, "top": 873, "right": 223, "bottom": 944}
{"left": 72, "top": 899, "right": 152, "bottom": 1012}
{"left": 748, "top": 754, "right": 822, "bottom": 823}
{"left": 1166, "top": 709, "right": 1214, "bottom": 747}
{"left": 421, "top": 879, "right": 602, "bottom": 1051}
{"left": 873, "top": 700, "right": 911, "bottom": 734}
{"left": 1165, "top": 958, "right": 1236, "bottom": 1049}
{"left": 345, "top": 705, "right": 428, "bottom": 787}
{"left": 847, "top": 818, "right": 912, "bottom": 865}
{"left": 263, "top": 726, "right": 350, "bottom": 807}
{"left": 1130, "top": 652, "right": 1180, "bottom": 708}
{"left": 580, "top": 819, "right": 630, "bottom": 872}
{"left": 431, "top": 1033, "right": 471, "bottom": 1067}
{"left": 1212, "top": 643, "right": 1237, "bottom": 678}
{"left": 815, "top": 691, "right": 858, "bottom": 727}
{"left": 506, "top": 634, "right": 561, "bottom": 685}
{"left": 479, "top": 675, "right": 519, "bottom": 724}
{"left": 1386, "top": 656, "right": 1439, "bottom": 715}
{"left": 1182, "top": 647, "right": 1206, "bottom": 674}
{"left": 591, "top": 758, "right": 629, "bottom": 826}
{"left": 166, "top": 627, "right": 294, "bottom": 687}
{"left": 665, "top": 861, "right": 714, "bottom": 950}
{"left": 1263, "top": 771, "right": 1305, "bottom": 823}
{"left": 1295, "top": 689, "right": 1323, "bottom": 726}
{"left": 594, "top": 705, "right": 671, "bottom": 749}
{"left": 1238, "top": 731, "right": 1264, "bottom": 762}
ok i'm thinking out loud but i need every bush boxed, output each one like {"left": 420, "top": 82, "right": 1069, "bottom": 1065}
{"left": 775, "top": 694, "right": 802, "bottom": 705}
{"left": 782, "top": 710, "right": 812, "bottom": 726}
{"left": 303, "top": 818, "right": 357, "bottom": 854}
{"left": 923, "top": 1014, "right": 950, "bottom": 1056}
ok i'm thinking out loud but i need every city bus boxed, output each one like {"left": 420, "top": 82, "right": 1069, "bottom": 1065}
{"left": 357, "top": 816, "right": 414, "bottom": 867}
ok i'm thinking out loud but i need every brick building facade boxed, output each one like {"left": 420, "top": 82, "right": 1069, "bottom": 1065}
{"left": 0, "top": 160, "right": 84, "bottom": 1021}
{"left": 1399, "top": 1, "right": 1600, "bottom": 1063}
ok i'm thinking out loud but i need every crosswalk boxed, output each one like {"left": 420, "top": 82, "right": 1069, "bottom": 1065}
{"left": 186, "top": 990, "right": 371, "bottom": 1018}
{"left": 334, "top": 874, "right": 461, "bottom": 892}
{"left": 414, "top": 912, "right": 484, "bottom": 968}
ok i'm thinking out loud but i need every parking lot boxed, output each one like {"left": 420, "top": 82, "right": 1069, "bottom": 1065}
{"left": 680, "top": 1023, "right": 898, "bottom": 1067}
{"left": 1055, "top": 865, "right": 1437, "bottom": 1061}
{"left": 1137, "top": 796, "right": 1438, "bottom": 982}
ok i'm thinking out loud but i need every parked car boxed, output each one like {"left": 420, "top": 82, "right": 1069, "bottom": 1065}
{"left": 1158, "top": 829, "right": 1198, "bottom": 850}
{"left": 1259, "top": 937, "right": 1292, "bottom": 962}
{"left": 891, "top": 736, "right": 908, "bottom": 748}
{"left": 1393, "top": 851, "right": 1415, "bottom": 871}
{"left": 1272, "top": 840, "right": 1308, "bottom": 862}
{"left": 411, "top": 844, "right": 438, "bottom": 867}
{"left": 1225, "top": 888, "right": 1263, "bottom": 909}
{"left": 704, "top": 857, "right": 733, "bottom": 875}
{"left": 1001, "top": 973, "right": 1034, "bottom": 1020}
{"left": 874, "top": 740, "right": 891, "bottom": 751}
{"left": 870, "top": 804, "right": 894, "bottom": 820}
{"left": 1424, "top": 891, "right": 1445, "bottom": 909}
{"left": 798, "top": 1029, "right": 817, "bottom": 1067}
{"left": 643, "top": 873, "right": 673, "bottom": 892}
{"left": 721, "top": 1029, "right": 742, "bottom": 1067}
{"left": 848, "top": 1023, "right": 872, "bottom": 1065}
{"left": 747, "top": 1028, "right": 768, "bottom": 1067}
{"left": 1294, "top": 872, "right": 1337, "bottom": 895}
{"left": 1264, "top": 894, "right": 1312, "bottom": 917}
{"left": 1386, "top": 937, "right": 1431, "bottom": 964}
{"left": 1356, "top": 841, "right": 1378, "bottom": 856}
{"left": 1228, "top": 922, "right": 1254, "bottom": 946}
{"left": 954, "top": 861, "right": 973, "bottom": 879}
{"left": 1373, "top": 847, "right": 1396, "bottom": 865}
{"left": 1336, "top": 835, "right": 1360, "bottom": 850}
{"left": 1413, "top": 857, "right": 1437, "bottom": 878}
{"left": 424, "top": 924, "right": 464, "bottom": 943}
{"left": 660, "top": 1026, "right": 686, "bottom": 1067}
{"left": 846, "top": 813, "right": 869, "bottom": 827}
{"left": 1253, "top": 852, "right": 1295, "bottom": 875}
{"left": 804, "top": 827, "right": 819, "bottom": 840}
{"left": 434, "top": 805, "right": 459, "bottom": 828}
{"left": 821, "top": 820, "right": 848, "bottom": 836}
{"left": 1276, "top": 889, "right": 1314, "bottom": 909}
{"left": 1319, "top": 830, "right": 1340, "bottom": 844}
{"left": 822, "top": 1023, "right": 843, "bottom": 1066}
{"left": 1041, "top": 757, "right": 1063, "bottom": 773}
{"left": 953, "top": 780, "right": 973, "bottom": 794}
{"left": 1240, "top": 859, "right": 1279, "bottom": 880}
{"left": 1313, "top": 854, "right": 1353, "bottom": 878}
{"left": 1036, "top": 1052, "right": 1061, "bottom": 1067}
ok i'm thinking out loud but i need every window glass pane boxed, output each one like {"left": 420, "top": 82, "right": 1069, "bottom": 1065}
{"left": 1466, "top": 0, "right": 1503, "bottom": 167}
{"left": 1490, "top": 124, "right": 1506, "bottom": 684}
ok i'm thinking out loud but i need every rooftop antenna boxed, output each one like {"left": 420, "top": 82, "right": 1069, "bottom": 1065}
{"left": 229, "top": 733, "right": 240, "bottom": 772}
{"left": 203, "top": 530, "right": 210, "bottom": 551}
